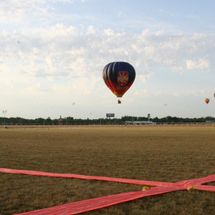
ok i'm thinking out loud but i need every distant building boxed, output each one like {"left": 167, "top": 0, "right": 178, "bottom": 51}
{"left": 58, "top": 115, "right": 63, "bottom": 125}
{"left": 125, "top": 121, "right": 156, "bottom": 125}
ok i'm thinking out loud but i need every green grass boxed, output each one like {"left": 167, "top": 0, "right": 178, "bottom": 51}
{"left": 0, "top": 125, "right": 214, "bottom": 215}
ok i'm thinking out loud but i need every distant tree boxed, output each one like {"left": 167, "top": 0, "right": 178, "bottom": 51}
{"left": 45, "top": 117, "right": 52, "bottom": 125}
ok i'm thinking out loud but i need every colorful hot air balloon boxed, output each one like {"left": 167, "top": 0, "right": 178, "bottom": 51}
{"left": 205, "top": 98, "right": 210, "bottom": 104}
{"left": 103, "top": 62, "right": 136, "bottom": 103}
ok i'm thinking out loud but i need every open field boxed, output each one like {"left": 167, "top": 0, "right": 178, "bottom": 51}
{"left": 0, "top": 125, "right": 214, "bottom": 215}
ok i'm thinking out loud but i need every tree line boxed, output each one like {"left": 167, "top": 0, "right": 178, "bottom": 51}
{"left": 0, "top": 115, "right": 215, "bottom": 126}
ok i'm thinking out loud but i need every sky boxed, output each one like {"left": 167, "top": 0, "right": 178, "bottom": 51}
{"left": 0, "top": 0, "right": 215, "bottom": 119}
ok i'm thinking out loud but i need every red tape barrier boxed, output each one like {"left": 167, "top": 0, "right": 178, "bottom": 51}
{"left": 0, "top": 168, "right": 175, "bottom": 187}
{"left": 0, "top": 168, "right": 214, "bottom": 215}
{"left": 14, "top": 187, "right": 183, "bottom": 215}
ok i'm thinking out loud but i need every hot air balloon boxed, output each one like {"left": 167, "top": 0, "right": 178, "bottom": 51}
{"left": 103, "top": 62, "right": 136, "bottom": 103}
{"left": 205, "top": 98, "right": 210, "bottom": 104}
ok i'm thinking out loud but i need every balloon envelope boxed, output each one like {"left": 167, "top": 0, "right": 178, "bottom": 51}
{"left": 103, "top": 62, "right": 136, "bottom": 98}
{"left": 205, "top": 98, "right": 210, "bottom": 104}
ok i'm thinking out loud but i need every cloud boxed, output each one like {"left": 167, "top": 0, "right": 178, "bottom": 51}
{"left": 86, "top": 25, "right": 96, "bottom": 35}
{"left": 1, "top": 1, "right": 214, "bottom": 118}
{"left": 186, "top": 59, "right": 209, "bottom": 70}
{"left": 0, "top": 26, "right": 214, "bottom": 81}
{"left": 0, "top": 0, "right": 47, "bottom": 22}
{"left": 0, "top": 23, "right": 214, "bottom": 118}
{"left": 0, "top": 0, "right": 85, "bottom": 23}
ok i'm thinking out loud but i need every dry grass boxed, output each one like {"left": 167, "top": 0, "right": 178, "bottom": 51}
{"left": 0, "top": 125, "right": 214, "bottom": 215}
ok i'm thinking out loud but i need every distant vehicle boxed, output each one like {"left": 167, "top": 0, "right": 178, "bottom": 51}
{"left": 205, "top": 98, "right": 210, "bottom": 104}
{"left": 103, "top": 62, "right": 136, "bottom": 104}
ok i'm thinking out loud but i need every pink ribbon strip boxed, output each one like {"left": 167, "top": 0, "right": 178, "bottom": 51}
{"left": 0, "top": 168, "right": 214, "bottom": 215}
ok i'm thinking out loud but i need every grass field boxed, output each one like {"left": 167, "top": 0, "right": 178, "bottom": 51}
{"left": 0, "top": 125, "right": 214, "bottom": 215}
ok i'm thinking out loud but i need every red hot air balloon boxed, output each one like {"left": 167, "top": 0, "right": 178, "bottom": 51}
{"left": 205, "top": 98, "right": 210, "bottom": 104}
{"left": 103, "top": 62, "right": 136, "bottom": 103}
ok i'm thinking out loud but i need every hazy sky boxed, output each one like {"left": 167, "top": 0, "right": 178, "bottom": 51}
{"left": 0, "top": 0, "right": 214, "bottom": 119}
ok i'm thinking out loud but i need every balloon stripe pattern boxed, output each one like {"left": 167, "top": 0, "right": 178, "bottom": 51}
{"left": 103, "top": 62, "right": 136, "bottom": 98}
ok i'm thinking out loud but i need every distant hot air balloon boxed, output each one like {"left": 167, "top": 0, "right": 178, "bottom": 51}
{"left": 205, "top": 98, "right": 210, "bottom": 104}
{"left": 103, "top": 62, "right": 136, "bottom": 103}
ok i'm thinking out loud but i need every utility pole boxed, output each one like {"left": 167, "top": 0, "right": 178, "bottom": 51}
{"left": 147, "top": 113, "right": 151, "bottom": 122}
